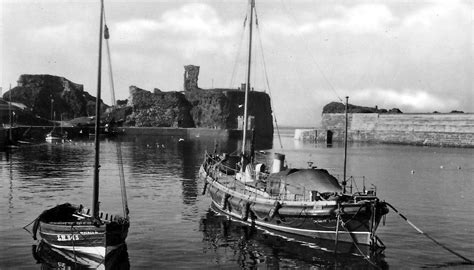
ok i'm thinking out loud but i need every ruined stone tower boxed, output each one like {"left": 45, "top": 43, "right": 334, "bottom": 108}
{"left": 183, "top": 65, "right": 200, "bottom": 91}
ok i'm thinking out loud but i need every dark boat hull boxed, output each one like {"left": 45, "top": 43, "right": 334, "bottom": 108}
{"left": 200, "top": 165, "right": 387, "bottom": 248}
{"left": 34, "top": 204, "right": 129, "bottom": 259}
{"left": 209, "top": 204, "right": 374, "bottom": 256}
{"left": 32, "top": 240, "right": 130, "bottom": 269}
{"left": 39, "top": 221, "right": 128, "bottom": 258}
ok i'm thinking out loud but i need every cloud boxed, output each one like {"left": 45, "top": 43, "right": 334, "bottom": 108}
{"left": 265, "top": 19, "right": 315, "bottom": 36}
{"left": 27, "top": 22, "right": 91, "bottom": 48}
{"left": 317, "top": 4, "right": 397, "bottom": 34}
{"left": 397, "top": 0, "right": 470, "bottom": 61}
{"left": 161, "top": 3, "right": 234, "bottom": 37}
{"left": 401, "top": 0, "right": 466, "bottom": 29}
{"left": 4, "top": 0, "right": 471, "bottom": 126}
{"left": 262, "top": 3, "right": 396, "bottom": 37}
{"left": 269, "top": 0, "right": 470, "bottom": 116}
{"left": 114, "top": 19, "right": 162, "bottom": 43}
{"left": 350, "top": 88, "right": 460, "bottom": 112}
{"left": 113, "top": 3, "right": 239, "bottom": 59}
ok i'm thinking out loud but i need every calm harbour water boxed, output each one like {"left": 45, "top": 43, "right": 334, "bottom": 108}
{"left": 0, "top": 130, "right": 473, "bottom": 269}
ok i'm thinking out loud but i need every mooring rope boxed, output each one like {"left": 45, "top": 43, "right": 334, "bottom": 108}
{"left": 338, "top": 221, "right": 381, "bottom": 269}
{"left": 23, "top": 217, "right": 40, "bottom": 239}
{"left": 386, "top": 202, "right": 473, "bottom": 264}
{"left": 70, "top": 224, "right": 106, "bottom": 261}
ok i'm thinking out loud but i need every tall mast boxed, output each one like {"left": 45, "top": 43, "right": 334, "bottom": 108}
{"left": 8, "top": 84, "right": 12, "bottom": 142}
{"left": 241, "top": 0, "right": 254, "bottom": 169}
{"left": 92, "top": 0, "right": 104, "bottom": 220}
{"left": 342, "top": 96, "right": 348, "bottom": 193}
{"left": 50, "top": 95, "right": 54, "bottom": 122}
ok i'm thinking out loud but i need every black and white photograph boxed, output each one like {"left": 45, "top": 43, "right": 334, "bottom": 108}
{"left": 0, "top": 0, "right": 473, "bottom": 269}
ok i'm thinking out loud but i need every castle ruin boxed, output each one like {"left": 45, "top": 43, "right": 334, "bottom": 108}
{"left": 184, "top": 65, "right": 200, "bottom": 91}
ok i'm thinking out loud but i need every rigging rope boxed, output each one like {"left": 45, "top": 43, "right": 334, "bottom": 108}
{"left": 102, "top": 9, "right": 115, "bottom": 105}
{"left": 229, "top": 13, "right": 248, "bottom": 88}
{"left": 102, "top": 8, "right": 129, "bottom": 219}
{"left": 228, "top": 2, "right": 284, "bottom": 149}
{"left": 254, "top": 8, "right": 283, "bottom": 149}
{"left": 278, "top": 0, "right": 343, "bottom": 103}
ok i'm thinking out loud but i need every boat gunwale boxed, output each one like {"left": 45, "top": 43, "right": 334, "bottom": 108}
{"left": 201, "top": 165, "right": 377, "bottom": 212}
{"left": 209, "top": 201, "right": 374, "bottom": 246}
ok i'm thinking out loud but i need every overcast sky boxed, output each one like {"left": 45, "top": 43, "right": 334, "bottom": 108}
{"left": 1, "top": 0, "right": 472, "bottom": 126}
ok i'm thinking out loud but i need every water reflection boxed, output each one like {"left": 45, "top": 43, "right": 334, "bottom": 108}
{"left": 6, "top": 150, "right": 14, "bottom": 218}
{"left": 178, "top": 137, "right": 241, "bottom": 205}
{"left": 32, "top": 241, "right": 130, "bottom": 270}
{"left": 4, "top": 143, "right": 93, "bottom": 184}
{"left": 123, "top": 135, "right": 243, "bottom": 206}
{"left": 200, "top": 210, "right": 387, "bottom": 269}
{"left": 2, "top": 133, "right": 472, "bottom": 268}
{"left": 178, "top": 139, "right": 203, "bottom": 205}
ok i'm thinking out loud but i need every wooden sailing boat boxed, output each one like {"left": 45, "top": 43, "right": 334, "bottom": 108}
{"left": 32, "top": 0, "right": 129, "bottom": 258}
{"left": 45, "top": 94, "right": 62, "bottom": 143}
{"left": 200, "top": 0, "right": 388, "bottom": 252}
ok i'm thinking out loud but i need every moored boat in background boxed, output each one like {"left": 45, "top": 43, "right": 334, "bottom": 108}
{"left": 45, "top": 130, "right": 66, "bottom": 143}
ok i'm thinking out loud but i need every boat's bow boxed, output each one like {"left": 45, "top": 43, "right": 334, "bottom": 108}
{"left": 32, "top": 203, "right": 129, "bottom": 258}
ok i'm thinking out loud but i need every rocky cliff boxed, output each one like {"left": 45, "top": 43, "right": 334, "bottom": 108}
{"left": 120, "top": 86, "right": 273, "bottom": 138}
{"left": 185, "top": 88, "right": 273, "bottom": 138}
{"left": 117, "top": 65, "right": 273, "bottom": 137}
{"left": 3, "top": 74, "right": 107, "bottom": 120}
{"left": 124, "top": 86, "right": 194, "bottom": 127}
{"left": 4, "top": 69, "right": 274, "bottom": 138}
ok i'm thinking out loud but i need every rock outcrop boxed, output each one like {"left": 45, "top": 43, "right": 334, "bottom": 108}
{"left": 3, "top": 74, "right": 107, "bottom": 120}
{"left": 117, "top": 65, "right": 273, "bottom": 138}
{"left": 110, "top": 85, "right": 273, "bottom": 138}
{"left": 4, "top": 68, "right": 274, "bottom": 138}
{"left": 185, "top": 88, "right": 273, "bottom": 138}
{"left": 124, "top": 86, "right": 194, "bottom": 127}
{"left": 323, "top": 101, "right": 402, "bottom": 114}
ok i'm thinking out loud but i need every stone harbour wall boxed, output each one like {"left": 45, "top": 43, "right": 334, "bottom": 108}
{"left": 294, "top": 129, "right": 317, "bottom": 141}
{"left": 316, "top": 113, "right": 474, "bottom": 147}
